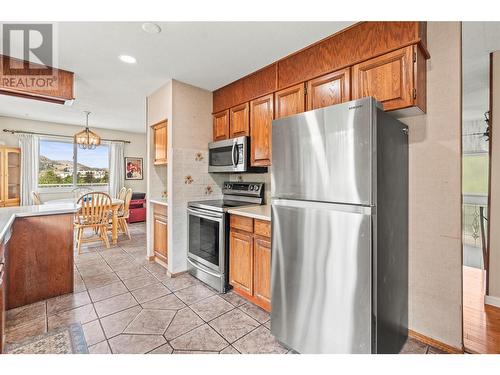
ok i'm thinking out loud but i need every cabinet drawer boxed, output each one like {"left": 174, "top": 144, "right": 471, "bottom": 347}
{"left": 254, "top": 219, "right": 271, "bottom": 238}
{"left": 230, "top": 215, "right": 253, "bottom": 233}
{"left": 154, "top": 203, "right": 167, "bottom": 217}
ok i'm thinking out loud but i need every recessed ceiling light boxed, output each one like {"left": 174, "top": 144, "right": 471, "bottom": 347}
{"left": 119, "top": 55, "right": 137, "bottom": 64}
{"left": 142, "top": 23, "right": 161, "bottom": 34}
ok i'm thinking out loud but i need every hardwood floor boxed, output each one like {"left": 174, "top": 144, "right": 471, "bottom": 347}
{"left": 463, "top": 265, "right": 500, "bottom": 353}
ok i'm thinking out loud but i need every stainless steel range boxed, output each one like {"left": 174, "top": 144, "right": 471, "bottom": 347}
{"left": 187, "top": 182, "right": 264, "bottom": 292}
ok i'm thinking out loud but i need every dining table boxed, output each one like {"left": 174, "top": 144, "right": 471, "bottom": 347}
{"left": 45, "top": 197, "right": 125, "bottom": 245}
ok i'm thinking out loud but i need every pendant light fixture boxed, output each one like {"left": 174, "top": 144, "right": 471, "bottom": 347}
{"left": 74, "top": 111, "right": 101, "bottom": 150}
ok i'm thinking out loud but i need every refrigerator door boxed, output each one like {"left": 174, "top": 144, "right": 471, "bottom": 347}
{"left": 271, "top": 97, "right": 375, "bottom": 205}
{"left": 271, "top": 198, "right": 373, "bottom": 354}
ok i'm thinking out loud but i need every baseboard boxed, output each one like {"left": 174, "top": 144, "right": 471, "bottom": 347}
{"left": 485, "top": 294, "right": 500, "bottom": 308}
{"left": 408, "top": 329, "right": 464, "bottom": 354}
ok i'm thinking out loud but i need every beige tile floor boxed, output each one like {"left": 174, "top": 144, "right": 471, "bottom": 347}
{"left": 5, "top": 222, "right": 442, "bottom": 354}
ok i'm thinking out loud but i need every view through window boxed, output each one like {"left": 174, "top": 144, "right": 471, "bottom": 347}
{"left": 38, "top": 139, "right": 109, "bottom": 188}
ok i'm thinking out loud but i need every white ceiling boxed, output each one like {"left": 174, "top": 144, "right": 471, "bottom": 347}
{"left": 0, "top": 22, "right": 354, "bottom": 133}
{"left": 462, "top": 22, "right": 500, "bottom": 122}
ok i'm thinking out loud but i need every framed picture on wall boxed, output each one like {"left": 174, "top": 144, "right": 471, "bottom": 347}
{"left": 125, "top": 157, "right": 143, "bottom": 180}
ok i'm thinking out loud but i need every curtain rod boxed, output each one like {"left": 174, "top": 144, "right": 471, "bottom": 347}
{"left": 2, "top": 129, "right": 131, "bottom": 144}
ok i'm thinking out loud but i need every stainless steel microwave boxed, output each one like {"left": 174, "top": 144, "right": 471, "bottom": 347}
{"left": 208, "top": 136, "right": 267, "bottom": 173}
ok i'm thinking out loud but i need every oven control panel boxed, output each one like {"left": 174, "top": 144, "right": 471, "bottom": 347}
{"left": 222, "top": 182, "right": 264, "bottom": 197}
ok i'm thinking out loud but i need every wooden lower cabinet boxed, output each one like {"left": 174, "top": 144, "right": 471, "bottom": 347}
{"left": 0, "top": 240, "right": 6, "bottom": 354}
{"left": 153, "top": 204, "right": 168, "bottom": 265}
{"left": 229, "top": 230, "right": 253, "bottom": 295}
{"left": 229, "top": 215, "right": 271, "bottom": 311}
{"left": 253, "top": 237, "right": 271, "bottom": 309}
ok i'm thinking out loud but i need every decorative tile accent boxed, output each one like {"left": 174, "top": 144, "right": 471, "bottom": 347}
{"left": 184, "top": 175, "right": 194, "bottom": 184}
{"left": 124, "top": 309, "right": 176, "bottom": 335}
{"left": 99, "top": 306, "right": 142, "bottom": 339}
{"left": 195, "top": 152, "right": 204, "bottom": 161}
{"left": 205, "top": 185, "right": 213, "bottom": 195}
{"left": 163, "top": 307, "right": 204, "bottom": 340}
{"left": 170, "top": 324, "right": 228, "bottom": 352}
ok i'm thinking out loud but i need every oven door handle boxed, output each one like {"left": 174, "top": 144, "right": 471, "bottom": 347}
{"left": 187, "top": 258, "right": 222, "bottom": 278}
{"left": 187, "top": 207, "right": 224, "bottom": 220}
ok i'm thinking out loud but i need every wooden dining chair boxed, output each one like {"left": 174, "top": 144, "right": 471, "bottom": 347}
{"left": 32, "top": 191, "right": 42, "bottom": 205}
{"left": 115, "top": 188, "right": 133, "bottom": 240}
{"left": 117, "top": 186, "right": 127, "bottom": 200}
{"left": 74, "top": 192, "right": 112, "bottom": 254}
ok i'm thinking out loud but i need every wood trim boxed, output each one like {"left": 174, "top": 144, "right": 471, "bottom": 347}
{"left": 408, "top": 329, "right": 464, "bottom": 354}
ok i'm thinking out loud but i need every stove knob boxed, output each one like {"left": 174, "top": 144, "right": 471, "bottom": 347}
{"left": 249, "top": 185, "right": 254, "bottom": 191}
{"left": 254, "top": 185, "right": 259, "bottom": 191}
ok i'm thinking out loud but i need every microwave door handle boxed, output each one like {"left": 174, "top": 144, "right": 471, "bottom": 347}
{"left": 231, "top": 140, "right": 237, "bottom": 167}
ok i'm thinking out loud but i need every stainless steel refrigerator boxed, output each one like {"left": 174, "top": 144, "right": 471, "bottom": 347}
{"left": 270, "top": 97, "right": 408, "bottom": 354}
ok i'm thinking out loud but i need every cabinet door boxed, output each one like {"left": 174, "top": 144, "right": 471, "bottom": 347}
{"left": 306, "top": 68, "right": 351, "bottom": 111}
{"left": 352, "top": 46, "right": 414, "bottom": 111}
{"left": 274, "top": 83, "right": 305, "bottom": 119}
{"left": 5, "top": 148, "right": 20, "bottom": 207}
{"left": 229, "top": 230, "right": 253, "bottom": 295}
{"left": 250, "top": 94, "right": 274, "bottom": 167}
{"left": 0, "top": 259, "right": 5, "bottom": 354}
{"left": 213, "top": 110, "right": 230, "bottom": 141}
{"left": 230, "top": 103, "right": 249, "bottom": 138}
{"left": 253, "top": 237, "right": 271, "bottom": 311}
{"left": 154, "top": 215, "right": 168, "bottom": 263}
{"left": 152, "top": 121, "right": 168, "bottom": 165}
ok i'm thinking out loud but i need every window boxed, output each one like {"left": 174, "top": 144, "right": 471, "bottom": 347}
{"left": 38, "top": 138, "right": 110, "bottom": 189}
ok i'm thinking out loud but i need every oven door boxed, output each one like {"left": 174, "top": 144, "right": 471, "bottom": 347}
{"left": 208, "top": 136, "right": 247, "bottom": 173}
{"left": 187, "top": 207, "right": 225, "bottom": 272}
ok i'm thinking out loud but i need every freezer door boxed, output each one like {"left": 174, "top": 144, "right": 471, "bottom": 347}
{"left": 271, "top": 199, "right": 372, "bottom": 354}
{"left": 271, "top": 98, "right": 374, "bottom": 205}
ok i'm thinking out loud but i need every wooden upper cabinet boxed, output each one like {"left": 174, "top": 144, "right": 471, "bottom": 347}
{"left": 152, "top": 120, "right": 167, "bottom": 165}
{"left": 352, "top": 46, "right": 416, "bottom": 111}
{"left": 253, "top": 237, "right": 271, "bottom": 310}
{"left": 229, "top": 230, "right": 253, "bottom": 295}
{"left": 274, "top": 83, "right": 305, "bottom": 119}
{"left": 250, "top": 94, "right": 274, "bottom": 167}
{"left": 230, "top": 103, "right": 249, "bottom": 138}
{"left": 306, "top": 68, "right": 351, "bottom": 111}
{"left": 213, "top": 110, "right": 230, "bottom": 141}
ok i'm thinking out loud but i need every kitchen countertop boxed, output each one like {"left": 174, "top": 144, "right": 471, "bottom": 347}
{"left": 149, "top": 197, "right": 168, "bottom": 206}
{"left": 0, "top": 203, "right": 80, "bottom": 242}
{"left": 227, "top": 204, "right": 271, "bottom": 221}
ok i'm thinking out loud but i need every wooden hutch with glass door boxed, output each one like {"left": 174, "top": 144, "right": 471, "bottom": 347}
{"left": 0, "top": 147, "right": 21, "bottom": 207}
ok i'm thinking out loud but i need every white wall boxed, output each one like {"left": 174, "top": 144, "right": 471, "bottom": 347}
{"left": 0, "top": 116, "right": 147, "bottom": 201}
{"left": 400, "top": 21, "right": 463, "bottom": 349}
{"left": 169, "top": 79, "right": 225, "bottom": 274}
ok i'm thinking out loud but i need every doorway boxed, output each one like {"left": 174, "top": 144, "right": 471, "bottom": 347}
{"left": 462, "top": 22, "right": 500, "bottom": 354}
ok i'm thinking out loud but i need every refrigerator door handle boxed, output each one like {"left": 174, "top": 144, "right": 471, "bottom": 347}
{"left": 272, "top": 198, "right": 375, "bottom": 215}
